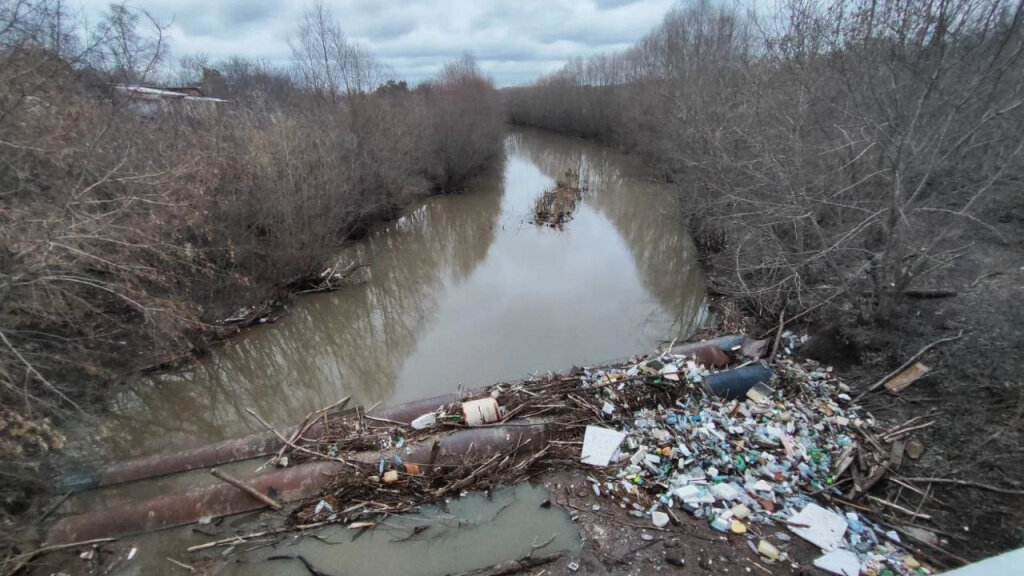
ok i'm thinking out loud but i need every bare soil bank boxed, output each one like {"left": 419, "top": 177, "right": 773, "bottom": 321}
{"left": 538, "top": 213, "right": 1023, "bottom": 573}
{"left": 831, "top": 196, "right": 1024, "bottom": 562}
{"left": 744, "top": 192, "right": 1024, "bottom": 564}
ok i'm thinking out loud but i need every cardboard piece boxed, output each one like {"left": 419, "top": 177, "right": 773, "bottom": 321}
{"left": 746, "top": 382, "right": 775, "bottom": 404}
{"left": 580, "top": 426, "right": 625, "bottom": 466}
{"left": 885, "top": 362, "right": 930, "bottom": 393}
{"left": 813, "top": 549, "right": 861, "bottom": 575}
{"left": 788, "top": 503, "right": 848, "bottom": 551}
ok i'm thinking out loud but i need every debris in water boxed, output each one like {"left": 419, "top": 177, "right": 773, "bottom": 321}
{"left": 410, "top": 412, "right": 437, "bottom": 430}
{"left": 461, "top": 397, "right": 501, "bottom": 426}
{"left": 153, "top": 333, "right": 947, "bottom": 576}
{"left": 531, "top": 169, "right": 585, "bottom": 228}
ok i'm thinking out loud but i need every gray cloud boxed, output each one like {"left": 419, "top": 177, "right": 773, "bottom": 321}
{"left": 593, "top": 0, "right": 644, "bottom": 8}
{"left": 222, "top": 1, "right": 280, "bottom": 28}
{"left": 74, "top": 0, "right": 673, "bottom": 86}
{"left": 362, "top": 17, "right": 416, "bottom": 41}
{"left": 144, "top": 0, "right": 284, "bottom": 37}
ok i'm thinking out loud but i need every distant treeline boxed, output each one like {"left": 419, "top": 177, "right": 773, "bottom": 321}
{"left": 506, "top": 0, "right": 1024, "bottom": 321}
{"left": 0, "top": 0, "right": 502, "bottom": 431}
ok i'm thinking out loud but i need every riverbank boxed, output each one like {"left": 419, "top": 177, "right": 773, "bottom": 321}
{"left": 21, "top": 333, "right": 989, "bottom": 575}
{"left": 0, "top": 47, "right": 504, "bottom": 556}
{"left": 693, "top": 171, "right": 1024, "bottom": 563}
{"left": 503, "top": 6, "right": 1024, "bottom": 562}
{"left": 499, "top": 125, "right": 1024, "bottom": 565}
{"left": 502, "top": 0, "right": 1024, "bottom": 558}
{"left": 3, "top": 127, "right": 710, "bottom": 573}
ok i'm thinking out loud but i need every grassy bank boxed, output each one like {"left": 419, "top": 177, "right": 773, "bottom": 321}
{"left": 503, "top": 0, "right": 1024, "bottom": 560}
{"left": 0, "top": 0, "right": 502, "bottom": 537}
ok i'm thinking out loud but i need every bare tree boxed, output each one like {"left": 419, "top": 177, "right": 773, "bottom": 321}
{"left": 88, "top": 2, "right": 168, "bottom": 84}
{"left": 174, "top": 51, "right": 209, "bottom": 86}
{"left": 289, "top": 0, "right": 387, "bottom": 100}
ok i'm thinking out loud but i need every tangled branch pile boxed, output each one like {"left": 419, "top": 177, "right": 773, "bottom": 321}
{"left": 531, "top": 169, "right": 585, "bottom": 228}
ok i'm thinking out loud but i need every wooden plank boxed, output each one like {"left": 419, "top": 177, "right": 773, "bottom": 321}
{"left": 885, "top": 362, "right": 931, "bottom": 393}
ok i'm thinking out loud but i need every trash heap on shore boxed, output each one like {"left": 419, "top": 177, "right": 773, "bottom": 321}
{"left": 55, "top": 331, "right": 948, "bottom": 574}
{"left": 272, "top": 333, "right": 937, "bottom": 575}
{"left": 574, "top": 337, "right": 932, "bottom": 576}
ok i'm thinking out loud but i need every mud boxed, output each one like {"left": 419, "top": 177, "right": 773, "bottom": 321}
{"left": 803, "top": 191, "right": 1024, "bottom": 562}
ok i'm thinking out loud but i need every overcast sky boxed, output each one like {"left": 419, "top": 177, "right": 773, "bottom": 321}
{"left": 74, "top": 0, "right": 677, "bottom": 86}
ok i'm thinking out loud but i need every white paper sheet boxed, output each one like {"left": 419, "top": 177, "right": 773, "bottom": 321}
{"left": 580, "top": 426, "right": 626, "bottom": 466}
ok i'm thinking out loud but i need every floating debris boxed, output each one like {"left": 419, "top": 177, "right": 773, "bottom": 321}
{"left": 531, "top": 169, "right": 584, "bottom": 228}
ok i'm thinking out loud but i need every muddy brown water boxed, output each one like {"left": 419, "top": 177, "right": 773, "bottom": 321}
{"left": 56, "top": 128, "right": 706, "bottom": 574}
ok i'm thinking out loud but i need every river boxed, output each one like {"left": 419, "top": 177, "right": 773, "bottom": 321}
{"left": 58, "top": 127, "right": 706, "bottom": 574}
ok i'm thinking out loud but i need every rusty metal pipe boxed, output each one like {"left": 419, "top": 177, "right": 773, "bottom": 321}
{"left": 48, "top": 461, "right": 347, "bottom": 545}
{"left": 365, "top": 393, "right": 461, "bottom": 428}
{"left": 669, "top": 334, "right": 743, "bottom": 368}
{"left": 61, "top": 336, "right": 745, "bottom": 491}
{"left": 47, "top": 421, "right": 550, "bottom": 544}
{"left": 64, "top": 393, "right": 463, "bottom": 491}
{"left": 669, "top": 334, "right": 743, "bottom": 354}
{"left": 400, "top": 420, "right": 551, "bottom": 466}
{"left": 62, "top": 429, "right": 288, "bottom": 491}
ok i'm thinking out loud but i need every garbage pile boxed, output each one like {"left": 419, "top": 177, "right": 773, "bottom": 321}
{"left": 169, "top": 332, "right": 943, "bottom": 574}
{"left": 575, "top": 339, "right": 932, "bottom": 576}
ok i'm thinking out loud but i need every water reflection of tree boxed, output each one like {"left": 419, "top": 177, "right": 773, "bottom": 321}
{"left": 70, "top": 131, "right": 706, "bottom": 463}
{"left": 510, "top": 128, "right": 707, "bottom": 339}
{"left": 77, "top": 158, "right": 506, "bottom": 461}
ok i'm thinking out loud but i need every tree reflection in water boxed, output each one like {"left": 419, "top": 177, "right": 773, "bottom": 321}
{"left": 67, "top": 130, "right": 705, "bottom": 465}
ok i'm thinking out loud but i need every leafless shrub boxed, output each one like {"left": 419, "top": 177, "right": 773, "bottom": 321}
{"left": 0, "top": 0, "right": 502, "bottom": 424}
{"left": 420, "top": 54, "right": 504, "bottom": 191}
{"left": 507, "top": 0, "right": 1024, "bottom": 322}
{"left": 0, "top": 0, "right": 502, "bottom": 544}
